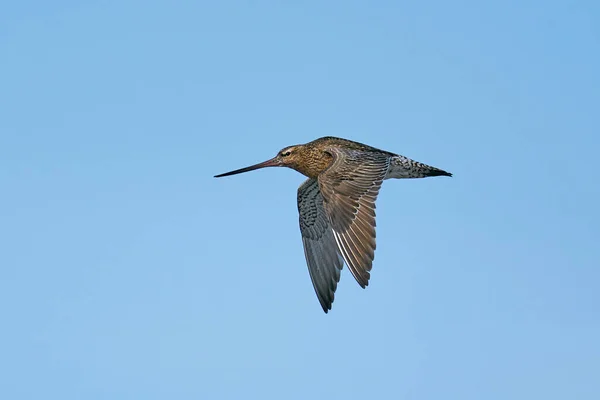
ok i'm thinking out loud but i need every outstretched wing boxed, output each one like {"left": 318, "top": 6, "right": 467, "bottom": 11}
{"left": 317, "top": 148, "right": 390, "bottom": 288}
{"left": 297, "top": 178, "right": 344, "bottom": 313}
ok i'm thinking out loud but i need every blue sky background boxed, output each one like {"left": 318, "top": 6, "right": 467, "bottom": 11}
{"left": 1, "top": 1, "right": 599, "bottom": 399}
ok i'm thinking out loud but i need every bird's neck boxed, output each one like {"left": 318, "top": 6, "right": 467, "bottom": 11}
{"left": 291, "top": 147, "right": 333, "bottom": 179}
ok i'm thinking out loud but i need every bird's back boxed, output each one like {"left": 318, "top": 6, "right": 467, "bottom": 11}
{"left": 308, "top": 136, "right": 397, "bottom": 156}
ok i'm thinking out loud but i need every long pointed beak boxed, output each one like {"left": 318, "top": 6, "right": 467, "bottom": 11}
{"left": 214, "top": 157, "right": 281, "bottom": 178}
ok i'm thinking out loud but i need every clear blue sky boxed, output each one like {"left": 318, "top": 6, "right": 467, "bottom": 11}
{"left": 1, "top": 1, "right": 598, "bottom": 399}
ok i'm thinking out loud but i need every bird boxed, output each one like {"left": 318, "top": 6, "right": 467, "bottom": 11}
{"left": 214, "top": 136, "right": 451, "bottom": 313}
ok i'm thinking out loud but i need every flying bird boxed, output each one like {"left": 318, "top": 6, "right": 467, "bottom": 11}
{"left": 215, "top": 136, "right": 451, "bottom": 313}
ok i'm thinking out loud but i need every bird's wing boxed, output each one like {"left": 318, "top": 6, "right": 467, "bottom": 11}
{"left": 298, "top": 178, "right": 345, "bottom": 313}
{"left": 317, "top": 148, "right": 390, "bottom": 287}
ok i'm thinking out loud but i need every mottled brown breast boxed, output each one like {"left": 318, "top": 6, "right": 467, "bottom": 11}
{"left": 292, "top": 146, "right": 334, "bottom": 178}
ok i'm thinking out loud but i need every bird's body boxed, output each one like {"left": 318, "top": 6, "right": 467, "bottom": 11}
{"left": 215, "top": 136, "right": 451, "bottom": 312}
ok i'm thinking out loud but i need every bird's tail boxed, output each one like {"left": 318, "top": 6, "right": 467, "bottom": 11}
{"left": 386, "top": 156, "right": 452, "bottom": 179}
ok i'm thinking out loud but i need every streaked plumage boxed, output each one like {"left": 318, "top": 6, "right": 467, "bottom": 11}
{"left": 215, "top": 136, "right": 451, "bottom": 313}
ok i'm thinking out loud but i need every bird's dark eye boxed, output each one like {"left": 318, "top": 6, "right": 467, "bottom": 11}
{"left": 282, "top": 151, "right": 291, "bottom": 157}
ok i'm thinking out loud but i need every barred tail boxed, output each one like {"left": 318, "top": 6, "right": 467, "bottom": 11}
{"left": 386, "top": 156, "right": 452, "bottom": 179}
